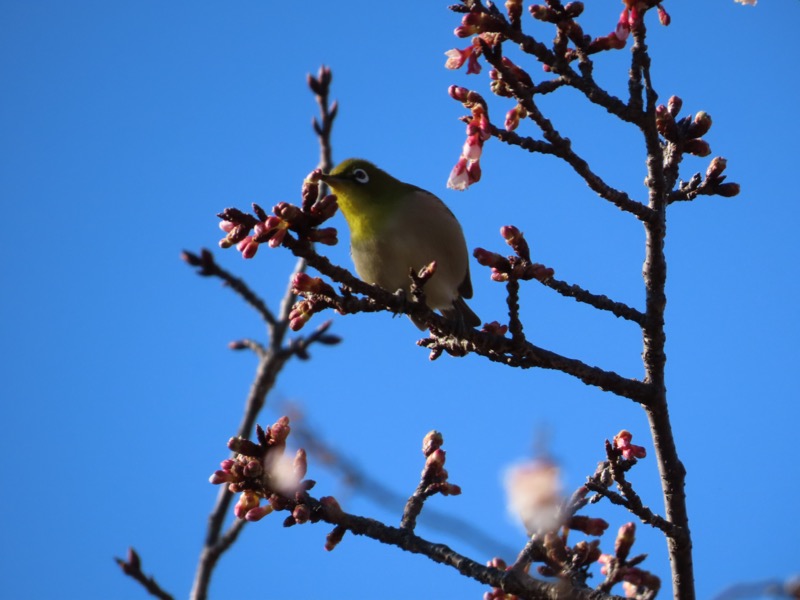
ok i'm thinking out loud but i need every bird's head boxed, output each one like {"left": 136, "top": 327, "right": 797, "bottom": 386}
{"left": 320, "top": 158, "right": 407, "bottom": 208}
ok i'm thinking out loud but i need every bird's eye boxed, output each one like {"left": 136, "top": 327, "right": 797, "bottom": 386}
{"left": 352, "top": 168, "right": 369, "bottom": 184}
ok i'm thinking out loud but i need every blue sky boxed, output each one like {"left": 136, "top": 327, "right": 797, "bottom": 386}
{"left": 1, "top": 1, "right": 798, "bottom": 599}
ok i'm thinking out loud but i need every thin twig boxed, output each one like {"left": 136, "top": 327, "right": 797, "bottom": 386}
{"left": 115, "top": 548, "right": 175, "bottom": 600}
{"left": 542, "top": 277, "right": 645, "bottom": 325}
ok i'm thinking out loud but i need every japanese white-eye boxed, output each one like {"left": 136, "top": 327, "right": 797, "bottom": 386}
{"left": 320, "top": 158, "right": 480, "bottom": 330}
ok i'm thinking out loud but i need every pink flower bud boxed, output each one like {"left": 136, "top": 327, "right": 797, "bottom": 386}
{"left": 320, "top": 496, "right": 344, "bottom": 519}
{"left": 245, "top": 504, "right": 273, "bottom": 522}
{"left": 684, "top": 139, "right": 711, "bottom": 157}
{"left": 271, "top": 416, "right": 291, "bottom": 444}
{"left": 462, "top": 134, "right": 483, "bottom": 161}
{"left": 615, "top": 522, "right": 636, "bottom": 561}
{"left": 448, "top": 85, "right": 470, "bottom": 103}
{"left": 473, "top": 248, "right": 510, "bottom": 270}
{"left": 234, "top": 491, "right": 260, "bottom": 519}
{"left": 292, "top": 504, "right": 311, "bottom": 524}
{"left": 706, "top": 156, "right": 728, "bottom": 180}
{"left": 466, "top": 159, "right": 482, "bottom": 185}
{"left": 422, "top": 431, "right": 444, "bottom": 456}
{"left": 209, "top": 470, "right": 232, "bottom": 485}
{"left": 293, "top": 449, "right": 308, "bottom": 480}
{"left": 615, "top": 8, "right": 631, "bottom": 41}
{"left": 657, "top": 4, "right": 670, "bottom": 26}
{"left": 667, "top": 95, "right": 683, "bottom": 117}
{"left": 447, "top": 157, "right": 470, "bottom": 191}
{"left": 324, "top": 524, "right": 346, "bottom": 551}
{"left": 237, "top": 236, "right": 259, "bottom": 259}
{"left": 687, "top": 111, "right": 712, "bottom": 138}
{"left": 481, "top": 321, "right": 509, "bottom": 336}
{"left": 426, "top": 448, "right": 447, "bottom": 470}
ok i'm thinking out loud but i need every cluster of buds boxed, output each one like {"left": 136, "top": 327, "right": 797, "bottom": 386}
{"left": 447, "top": 86, "right": 491, "bottom": 191}
{"left": 580, "top": 1, "right": 668, "bottom": 54}
{"left": 453, "top": 8, "right": 504, "bottom": 39}
{"left": 537, "top": 531, "right": 604, "bottom": 580}
{"left": 217, "top": 170, "right": 338, "bottom": 260}
{"left": 481, "top": 321, "right": 509, "bottom": 336}
{"left": 288, "top": 272, "right": 339, "bottom": 331}
{"left": 529, "top": 1, "right": 584, "bottom": 23}
{"left": 209, "top": 417, "right": 317, "bottom": 524}
{"left": 490, "top": 56, "right": 534, "bottom": 100}
{"left": 598, "top": 523, "right": 662, "bottom": 597}
{"left": 704, "top": 157, "right": 740, "bottom": 197}
{"left": 484, "top": 557, "right": 522, "bottom": 600}
{"left": 655, "top": 95, "right": 715, "bottom": 158}
{"left": 613, "top": 430, "right": 647, "bottom": 461}
{"left": 420, "top": 430, "right": 462, "bottom": 497}
{"left": 474, "top": 226, "right": 555, "bottom": 283}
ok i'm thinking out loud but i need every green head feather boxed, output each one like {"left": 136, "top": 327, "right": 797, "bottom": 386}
{"left": 322, "top": 158, "right": 415, "bottom": 240}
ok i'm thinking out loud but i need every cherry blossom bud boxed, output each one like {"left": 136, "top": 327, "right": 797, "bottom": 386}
{"left": 573, "top": 540, "right": 602, "bottom": 565}
{"left": 245, "top": 504, "right": 273, "bottom": 522}
{"left": 234, "top": 491, "right": 260, "bottom": 519}
{"left": 270, "top": 416, "right": 291, "bottom": 444}
{"left": 569, "top": 515, "right": 609, "bottom": 536}
{"left": 307, "top": 227, "right": 338, "bottom": 245}
{"left": 687, "top": 111, "right": 712, "bottom": 138}
{"left": 462, "top": 134, "right": 483, "bottom": 161}
{"left": 209, "top": 470, "right": 232, "bottom": 485}
{"left": 473, "top": 248, "right": 509, "bottom": 270}
{"left": 615, "top": 8, "right": 631, "bottom": 41}
{"left": 447, "top": 157, "right": 470, "bottom": 191}
{"left": 237, "top": 236, "right": 259, "bottom": 259}
{"left": 565, "top": 2, "right": 584, "bottom": 17}
{"left": 684, "top": 139, "right": 711, "bottom": 157}
{"left": 311, "top": 194, "right": 338, "bottom": 220}
{"left": 293, "top": 449, "right": 308, "bottom": 480}
{"left": 426, "top": 448, "right": 447, "bottom": 470}
{"left": 243, "top": 460, "right": 263, "bottom": 478}
{"left": 716, "top": 182, "right": 740, "bottom": 197}
{"left": 289, "top": 300, "right": 313, "bottom": 330}
{"left": 615, "top": 522, "right": 636, "bottom": 561}
{"left": 706, "top": 157, "right": 728, "bottom": 180}
{"left": 448, "top": 85, "right": 470, "bottom": 103}
{"left": 481, "top": 321, "right": 509, "bottom": 336}
{"left": 529, "top": 4, "right": 553, "bottom": 21}
{"left": 292, "top": 504, "right": 311, "bottom": 524}
{"left": 466, "top": 160, "right": 482, "bottom": 185}
{"left": 505, "top": 0, "right": 523, "bottom": 23}
{"left": 613, "top": 430, "right": 647, "bottom": 460}
{"left": 301, "top": 175, "right": 320, "bottom": 211}
{"left": 321, "top": 496, "right": 344, "bottom": 520}
{"left": 667, "top": 95, "right": 683, "bottom": 117}
{"left": 293, "top": 273, "right": 329, "bottom": 295}
{"left": 657, "top": 4, "right": 670, "bottom": 26}
{"left": 273, "top": 202, "right": 303, "bottom": 223}
{"left": 325, "top": 524, "right": 347, "bottom": 551}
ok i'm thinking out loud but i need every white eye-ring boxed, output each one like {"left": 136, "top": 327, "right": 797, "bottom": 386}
{"left": 353, "top": 168, "right": 369, "bottom": 184}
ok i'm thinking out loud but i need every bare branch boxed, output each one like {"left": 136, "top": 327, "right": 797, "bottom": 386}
{"left": 115, "top": 548, "right": 174, "bottom": 600}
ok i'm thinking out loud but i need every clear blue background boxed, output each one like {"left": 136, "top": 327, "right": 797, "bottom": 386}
{"left": 2, "top": 2, "right": 797, "bottom": 599}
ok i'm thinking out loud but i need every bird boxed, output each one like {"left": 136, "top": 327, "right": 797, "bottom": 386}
{"left": 319, "top": 158, "right": 480, "bottom": 330}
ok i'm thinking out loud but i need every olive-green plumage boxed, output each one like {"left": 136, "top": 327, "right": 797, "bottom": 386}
{"left": 320, "top": 158, "right": 480, "bottom": 330}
